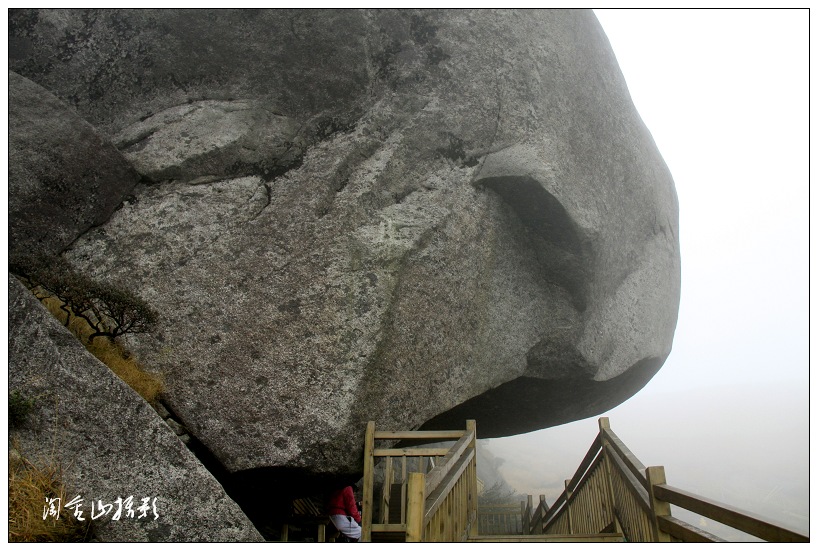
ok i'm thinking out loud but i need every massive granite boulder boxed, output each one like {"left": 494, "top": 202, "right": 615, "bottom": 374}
{"left": 9, "top": 9, "right": 681, "bottom": 479}
{"left": 8, "top": 70, "right": 140, "bottom": 259}
{"left": 8, "top": 276, "right": 263, "bottom": 542}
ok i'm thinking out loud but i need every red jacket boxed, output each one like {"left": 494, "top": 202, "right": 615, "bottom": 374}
{"left": 326, "top": 486, "right": 361, "bottom": 525}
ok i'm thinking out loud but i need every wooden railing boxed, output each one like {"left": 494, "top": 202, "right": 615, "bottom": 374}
{"left": 521, "top": 494, "right": 550, "bottom": 534}
{"left": 478, "top": 503, "right": 524, "bottom": 535}
{"left": 361, "top": 420, "right": 478, "bottom": 542}
{"left": 530, "top": 418, "right": 809, "bottom": 543}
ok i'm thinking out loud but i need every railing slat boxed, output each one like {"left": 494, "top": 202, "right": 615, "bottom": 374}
{"left": 478, "top": 504, "right": 523, "bottom": 536}
{"left": 654, "top": 484, "right": 809, "bottom": 543}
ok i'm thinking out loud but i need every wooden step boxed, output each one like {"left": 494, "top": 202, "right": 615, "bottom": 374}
{"left": 372, "top": 530, "right": 407, "bottom": 543}
{"left": 371, "top": 522, "right": 408, "bottom": 543}
{"left": 470, "top": 533, "right": 626, "bottom": 543}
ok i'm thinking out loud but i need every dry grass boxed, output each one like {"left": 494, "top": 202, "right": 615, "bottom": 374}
{"left": 85, "top": 338, "right": 164, "bottom": 404}
{"left": 41, "top": 296, "right": 163, "bottom": 404}
{"left": 9, "top": 445, "right": 94, "bottom": 542}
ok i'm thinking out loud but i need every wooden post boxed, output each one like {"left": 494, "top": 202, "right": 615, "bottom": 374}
{"left": 598, "top": 417, "right": 620, "bottom": 533}
{"left": 646, "top": 466, "right": 672, "bottom": 542}
{"left": 361, "top": 421, "right": 376, "bottom": 542}
{"left": 466, "top": 419, "right": 477, "bottom": 453}
{"left": 466, "top": 419, "right": 479, "bottom": 539}
{"left": 406, "top": 471, "right": 426, "bottom": 542}
{"left": 565, "top": 479, "right": 573, "bottom": 535}
{"left": 280, "top": 524, "right": 288, "bottom": 542}
{"left": 401, "top": 456, "right": 407, "bottom": 524}
{"left": 317, "top": 523, "right": 326, "bottom": 543}
{"left": 537, "top": 495, "right": 548, "bottom": 534}
{"left": 524, "top": 495, "right": 533, "bottom": 534}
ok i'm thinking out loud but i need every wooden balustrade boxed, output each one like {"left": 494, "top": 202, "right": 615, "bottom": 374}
{"left": 360, "top": 416, "right": 807, "bottom": 543}
{"left": 537, "top": 417, "right": 809, "bottom": 543}
{"left": 479, "top": 503, "right": 523, "bottom": 535}
{"left": 361, "top": 420, "right": 478, "bottom": 542}
{"left": 653, "top": 483, "right": 808, "bottom": 543}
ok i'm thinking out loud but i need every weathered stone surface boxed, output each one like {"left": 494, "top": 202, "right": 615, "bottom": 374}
{"left": 8, "top": 276, "right": 263, "bottom": 542}
{"left": 9, "top": 9, "right": 370, "bottom": 137}
{"left": 8, "top": 71, "right": 140, "bottom": 259}
{"left": 9, "top": 9, "right": 680, "bottom": 480}
{"left": 114, "top": 100, "right": 306, "bottom": 184}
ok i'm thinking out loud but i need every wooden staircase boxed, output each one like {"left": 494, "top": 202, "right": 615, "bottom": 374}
{"left": 521, "top": 418, "right": 809, "bottom": 543}
{"left": 361, "top": 421, "right": 479, "bottom": 542}
{"left": 359, "top": 417, "right": 808, "bottom": 543}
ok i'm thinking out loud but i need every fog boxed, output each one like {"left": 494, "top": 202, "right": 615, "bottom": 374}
{"left": 485, "top": 381, "right": 808, "bottom": 537}
{"left": 483, "top": 8, "right": 809, "bottom": 540}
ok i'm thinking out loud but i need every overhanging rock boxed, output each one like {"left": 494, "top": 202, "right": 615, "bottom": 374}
{"left": 9, "top": 9, "right": 680, "bottom": 476}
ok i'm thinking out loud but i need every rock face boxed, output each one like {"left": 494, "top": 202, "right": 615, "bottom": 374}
{"left": 8, "top": 71, "right": 140, "bottom": 258}
{"left": 8, "top": 276, "right": 263, "bottom": 542}
{"left": 113, "top": 99, "right": 306, "bottom": 184}
{"left": 9, "top": 9, "right": 681, "bottom": 480}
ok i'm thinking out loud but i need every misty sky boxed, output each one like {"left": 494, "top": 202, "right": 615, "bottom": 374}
{"left": 484, "top": 8, "right": 810, "bottom": 537}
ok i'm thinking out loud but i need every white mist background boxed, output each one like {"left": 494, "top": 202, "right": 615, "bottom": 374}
{"left": 483, "top": 9, "right": 810, "bottom": 537}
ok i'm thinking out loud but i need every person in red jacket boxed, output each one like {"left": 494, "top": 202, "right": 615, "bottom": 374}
{"left": 326, "top": 485, "right": 361, "bottom": 542}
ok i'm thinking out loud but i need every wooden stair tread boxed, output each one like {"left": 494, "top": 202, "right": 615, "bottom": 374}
{"left": 469, "top": 533, "right": 626, "bottom": 543}
{"left": 372, "top": 530, "right": 407, "bottom": 543}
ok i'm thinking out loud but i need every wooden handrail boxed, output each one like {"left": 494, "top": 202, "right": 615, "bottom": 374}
{"left": 654, "top": 483, "right": 809, "bottom": 543}
{"left": 657, "top": 515, "right": 727, "bottom": 542}
{"left": 481, "top": 504, "right": 522, "bottom": 511}
{"left": 424, "top": 447, "right": 475, "bottom": 521}
{"left": 535, "top": 418, "right": 807, "bottom": 542}
{"left": 600, "top": 427, "right": 649, "bottom": 493}
{"left": 374, "top": 429, "right": 465, "bottom": 440}
{"left": 606, "top": 444, "right": 651, "bottom": 514}
{"left": 523, "top": 495, "right": 549, "bottom": 535}
{"left": 539, "top": 420, "right": 650, "bottom": 535}
{"left": 565, "top": 433, "right": 602, "bottom": 494}
{"left": 542, "top": 491, "right": 567, "bottom": 527}
{"left": 424, "top": 428, "right": 474, "bottom": 496}
{"left": 373, "top": 447, "right": 450, "bottom": 457}
{"left": 530, "top": 505, "right": 542, "bottom": 526}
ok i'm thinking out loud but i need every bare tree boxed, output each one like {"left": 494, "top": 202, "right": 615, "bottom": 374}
{"left": 11, "top": 254, "right": 158, "bottom": 342}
